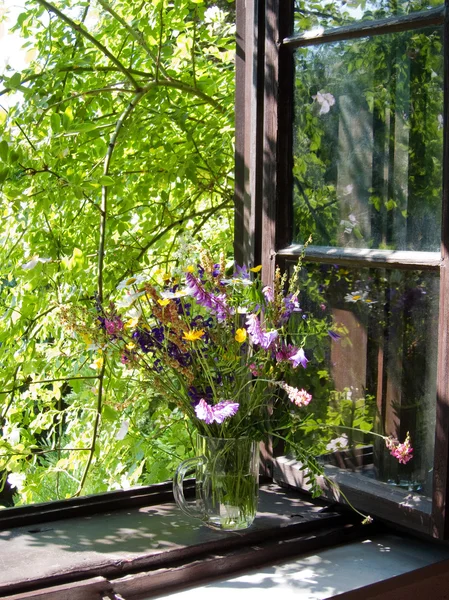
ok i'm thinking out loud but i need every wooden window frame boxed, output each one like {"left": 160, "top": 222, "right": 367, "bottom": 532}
{"left": 234, "top": 0, "right": 449, "bottom": 539}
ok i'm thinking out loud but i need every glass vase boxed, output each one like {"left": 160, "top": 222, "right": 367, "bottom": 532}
{"left": 173, "top": 434, "right": 260, "bottom": 531}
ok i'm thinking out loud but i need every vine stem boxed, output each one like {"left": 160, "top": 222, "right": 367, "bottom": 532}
{"left": 74, "top": 361, "right": 106, "bottom": 496}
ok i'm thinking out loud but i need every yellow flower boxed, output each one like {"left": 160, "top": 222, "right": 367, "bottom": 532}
{"left": 186, "top": 265, "right": 195, "bottom": 273}
{"left": 125, "top": 317, "right": 139, "bottom": 329}
{"left": 80, "top": 333, "right": 93, "bottom": 346}
{"left": 183, "top": 329, "right": 205, "bottom": 342}
{"left": 90, "top": 355, "right": 103, "bottom": 370}
{"left": 235, "top": 328, "right": 247, "bottom": 343}
{"left": 157, "top": 298, "right": 171, "bottom": 307}
{"left": 249, "top": 265, "right": 262, "bottom": 273}
{"left": 126, "top": 342, "right": 136, "bottom": 350}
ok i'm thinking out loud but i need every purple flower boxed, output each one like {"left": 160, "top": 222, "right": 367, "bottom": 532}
{"left": 185, "top": 272, "right": 231, "bottom": 322}
{"left": 246, "top": 313, "right": 278, "bottom": 349}
{"left": 262, "top": 286, "right": 274, "bottom": 303}
{"left": 279, "top": 294, "right": 301, "bottom": 324}
{"left": 328, "top": 330, "right": 341, "bottom": 341}
{"left": 194, "top": 399, "right": 240, "bottom": 424}
{"left": 188, "top": 386, "right": 213, "bottom": 406}
{"left": 104, "top": 316, "right": 124, "bottom": 337}
{"left": 289, "top": 347, "right": 309, "bottom": 368}
{"left": 275, "top": 343, "right": 298, "bottom": 363}
{"left": 233, "top": 263, "right": 250, "bottom": 279}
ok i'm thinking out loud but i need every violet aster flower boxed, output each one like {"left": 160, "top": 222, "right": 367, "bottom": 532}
{"left": 289, "top": 347, "right": 309, "bottom": 368}
{"left": 195, "top": 399, "right": 240, "bottom": 424}
{"left": 246, "top": 313, "right": 278, "bottom": 349}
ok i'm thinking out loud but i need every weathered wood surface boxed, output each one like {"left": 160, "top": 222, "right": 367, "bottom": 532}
{"left": 277, "top": 244, "right": 441, "bottom": 270}
{"left": 0, "top": 484, "right": 345, "bottom": 598}
{"left": 2, "top": 577, "right": 112, "bottom": 600}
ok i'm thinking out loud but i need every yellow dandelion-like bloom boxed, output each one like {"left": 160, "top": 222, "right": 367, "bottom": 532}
{"left": 91, "top": 355, "right": 103, "bottom": 370}
{"left": 235, "top": 328, "right": 247, "bottom": 343}
{"left": 157, "top": 298, "right": 171, "bottom": 307}
{"left": 126, "top": 342, "right": 136, "bottom": 350}
{"left": 249, "top": 265, "right": 262, "bottom": 273}
{"left": 125, "top": 317, "right": 139, "bottom": 329}
{"left": 80, "top": 333, "right": 93, "bottom": 346}
{"left": 183, "top": 329, "right": 205, "bottom": 342}
{"left": 186, "top": 265, "right": 195, "bottom": 273}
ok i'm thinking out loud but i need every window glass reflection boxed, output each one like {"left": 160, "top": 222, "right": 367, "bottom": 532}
{"left": 288, "top": 262, "right": 438, "bottom": 496}
{"left": 292, "top": 27, "right": 443, "bottom": 251}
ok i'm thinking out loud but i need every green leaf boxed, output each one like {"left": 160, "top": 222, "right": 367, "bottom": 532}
{"left": 0, "top": 141, "right": 9, "bottom": 162}
{"left": 50, "top": 113, "right": 61, "bottom": 133}
{"left": 98, "top": 175, "right": 116, "bottom": 186}
{"left": 8, "top": 73, "right": 21, "bottom": 89}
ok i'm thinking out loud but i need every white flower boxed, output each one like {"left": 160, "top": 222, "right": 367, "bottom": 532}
{"left": 220, "top": 278, "right": 253, "bottom": 286}
{"left": 116, "top": 290, "right": 145, "bottom": 308}
{"left": 7, "top": 472, "right": 26, "bottom": 491}
{"left": 326, "top": 434, "right": 348, "bottom": 452}
{"left": 344, "top": 290, "right": 367, "bottom": 303}
{"left": 115, "top": 420, "right": 129, "bottom": 440}
{"left": 312, "top": 91, "right": 335, "bottom": 115}
{"left": 160, "top": 288, "right": 191, "bottom": 299}
{"left": 21, "top": 256, "right": 51, "bottom": 270}
{"left": 8, "top": 427, "right": 20, "bottom": 446}
{"left": 116, "top": 274, "right": 148, "bottom": 290}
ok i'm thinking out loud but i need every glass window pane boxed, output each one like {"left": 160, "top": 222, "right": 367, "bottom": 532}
{"left": 292, "top": 27, "right": 443, "bottom": 252}
{"left": 294, "top": 0, "right": 443, "bottom": 33}
{"left": 289, "top": 263, "right": 438, "bottom": 497}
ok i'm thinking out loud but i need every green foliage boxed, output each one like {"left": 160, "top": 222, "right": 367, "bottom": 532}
{"left": 0, "top": 0, "right": 235, "bottom": 505}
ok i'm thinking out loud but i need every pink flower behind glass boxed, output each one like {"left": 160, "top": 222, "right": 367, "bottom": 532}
{"left": 385, "top": 432, "right": 413, "bottom": 464}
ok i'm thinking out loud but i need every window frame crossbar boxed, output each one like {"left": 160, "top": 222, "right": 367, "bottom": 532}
{"left": 283, "top": 5, "right": 445, "bottom": 48}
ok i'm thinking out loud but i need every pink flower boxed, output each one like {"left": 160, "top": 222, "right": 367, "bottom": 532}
{"left": 279, "top": 383, "right": 312, "bottom": 407}
{"left": 249, "top": 363, "right": 260, "bottom": 376}
{"left": 385, "top": 432, "right": 413, "bottom": 464}
{"left": 195, "top": 399, "right": 240, "bottom": 424}
{"left": 104, "top": 316, "right": 124, "bottom": 335}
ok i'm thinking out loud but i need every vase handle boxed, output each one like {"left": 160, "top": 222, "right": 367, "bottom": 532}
{"left": 173, "top": 456, "right": 206, "bottom": 521}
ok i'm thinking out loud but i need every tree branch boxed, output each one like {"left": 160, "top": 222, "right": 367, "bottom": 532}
{"left": 96, "top": 0, "right": 173, "bottom": 81}
{"left": 35, "top": 0, "right": 141, "bottom": 89}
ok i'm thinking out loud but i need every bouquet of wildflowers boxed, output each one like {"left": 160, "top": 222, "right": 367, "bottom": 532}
{"left": 63, "top": 252, "right": 413, "bottom": 521}
{"left": 94, "top": 254, "right": 320, "bottom": 449}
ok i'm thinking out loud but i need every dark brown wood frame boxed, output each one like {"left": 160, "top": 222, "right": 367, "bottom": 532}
{"left": 234, "top": 0, "right": 449, "bottom": 539}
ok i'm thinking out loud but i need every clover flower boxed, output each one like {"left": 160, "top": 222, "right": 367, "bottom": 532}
{"left": 279, "top": 383, "right": 312, "bottom": 407}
